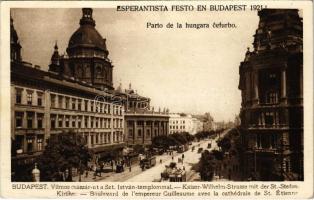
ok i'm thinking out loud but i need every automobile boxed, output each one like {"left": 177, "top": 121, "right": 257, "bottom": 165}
{"left": 207, "top": 143, "right": 212, "bottom": 148}
{"left": 197, "top": 147, "right": 203, "bottom": 153}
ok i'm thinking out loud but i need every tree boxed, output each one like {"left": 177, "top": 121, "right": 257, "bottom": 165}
{"left": 198, "top": 150, "right": 215, "bottom": 181}
{"left": 133, "top": 144, "right": 145, "bottom": 154}
{"left": 217, "top": 137, "right": 231, "bottom": 152}
{"left": 212, "top": 149, "right": 224, "bottom": 161}
{"left": 37, "top": 131, "right": 92, "bottom": 181}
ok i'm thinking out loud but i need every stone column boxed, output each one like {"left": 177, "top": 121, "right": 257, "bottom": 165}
{"left": 133, "top": 120, "right": 137, "bottom": 144}
{"left": 44, "top": 90, "right": 51, "bottom": 138}
{"left": 88, "top": 132, "right": 91, "bottom": 148}
{"left": 21, "top": 89, "right": 27, "bottom": 105}
{"left": 300, "top": 67, "right": 303, "bottom": 98}
{"left": 55, "top": 95, "right": 59, "bottom": 109}
{"left": 23, "top": 111, "right": 27, "bottom": 128}
{"left": 281, "top": 68, "right": 287, "bottom": 102}
{"left": 143, "top": 121, "right": 146, "bottom": 144}
{"left": 254, "top": 71, "right": 259, "bottom": 104}
{"left": 34, "top": 112, "right": 37, "bottom": 129}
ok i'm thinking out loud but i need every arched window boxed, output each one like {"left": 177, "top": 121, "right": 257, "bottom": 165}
{"left": 96, "top": 65, "right": 103, "bottom": 78}
{"left": 77, "top": 65, "right": 83, "bottom": 78}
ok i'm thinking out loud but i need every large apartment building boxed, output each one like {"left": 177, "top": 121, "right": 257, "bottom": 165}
{"left": 11, "top": 8, "right": 125, "bottom": 180}
{"left": 238, "top": 9, "right": 303, "bottom": 181}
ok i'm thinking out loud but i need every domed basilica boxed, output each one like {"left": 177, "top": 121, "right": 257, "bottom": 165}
{"left": 49, "top": 8, "right": 113, "bottom": 90}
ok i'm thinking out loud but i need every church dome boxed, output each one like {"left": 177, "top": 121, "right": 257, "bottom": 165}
{"left": 67, "top": 8, "right": 108, "bottom": 56}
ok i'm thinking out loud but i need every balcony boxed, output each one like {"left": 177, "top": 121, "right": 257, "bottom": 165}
{"left": 248, "top": 123, "right": 288, "bottom": 130}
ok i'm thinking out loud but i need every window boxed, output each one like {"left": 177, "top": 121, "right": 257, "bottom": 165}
{"left": 78, "top": 99, "right": 82, "bottom": 111}
{"left": 51, "top": 115, "right": 56, "bottom": 129}
{"left": 58, "top": 116, "right": 63, "bottom": 128}
{"left": 146, "top": 129, "right": 151, "bottom": 137}
{"left": 65, "top": 116, "right": 70, "bottom": 127}
{"left": 37, "top": 114, "right": 43, "bottom": 129}
{"left": 269, "top": 73, "right": 276, "bottom": 78}
{"left": 84, "top": 100, "right": 88, "bottom": 111}
{"left": 137, "top": 121, "right": 144, "bottom": 126}
{"left": 138, "top": 129, "right": 142, "bottom": 137}
{"left": 27, "top": 138, "right": 33, "bottom": 152}
{"left": 37, "top": 136, "right": 44, "bottom": 151}
{"left": 27, "top": 92, "right": 32, "bottom": 105}
{"left": 128, "top": 129, "right": 133, "bottom": 138}
{"left": 27, "top": 113, "right": 33, "bottom": 128}
{"left": 84, "top": 135, "right": 88, "bottom": 144}
{"left": 72, "top": 98, "right": 76, "bottom": 110}
{"left": 77, "top": 117, "right": 81, "bottom": 128}
{"left": 266, "top": 92, "right": 278, "bottom": 104}
{"left": 96, "top": 133, "right": 99, "bottom": 144}
{"left": 66, "top": 97, "right": 70, "bottom": 109}
{"left": 58, "top": 96, "right": 63, "bottom": 108}
{"left": 50, "top": 94, "right": 56, "bottom": 108}
{"left": 108, "top": 133, "right": 111, "bottom": 143}
{"left": 265, "top": 112, "right": 274, "bottom": 126}
{"left": 154, "top": 129, "right": 158, "bottom": 136}
{"left": 91, "top": 135, "right": 94, "bottom": 145}
{"left": 37, "top": 93, "right": 43, "bottom": 106}
{"left": 72, "top": 117, "right": 76, "bottom": 128}
{"left": 91, "top": 117, "right": 94, "bottom": 128}
{"left": 15, "top": 135, "right": 24, "bottom": 152}
{"left": 100, "top": 118, "right": 103, "bottom": 128}
{"left": 85, "top": 117, "right": 88, "bottom": 128}
{"left": 15, "top": 112, "right": 23, "bottom": 128}
{"left": 16, "top": 89, "right": 22, "bottom": 104}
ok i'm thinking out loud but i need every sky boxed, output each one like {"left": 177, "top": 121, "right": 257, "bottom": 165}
{"left": 11, "top": 8, "right": 259, "bottom": 122}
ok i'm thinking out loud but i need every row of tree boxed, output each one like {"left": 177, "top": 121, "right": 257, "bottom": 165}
{"left": 194, "top": 129, "right": 225, "bottom": 141}
{"left": 197, "top": 128, "right": 239, "bottom": 181}
{"left": 151, "top": 132, "right": 194, "bottom": 150}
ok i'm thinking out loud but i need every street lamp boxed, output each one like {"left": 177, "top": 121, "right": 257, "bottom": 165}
{"left": 32, "top": 163, "right": 40, "bottom": 182}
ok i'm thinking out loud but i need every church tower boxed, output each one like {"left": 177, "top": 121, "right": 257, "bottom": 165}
{"left": 10, "top": 15, "right": 22, "bottom": 62}
{"left": 48, "top": 42, "right": 60, "bottom": 73}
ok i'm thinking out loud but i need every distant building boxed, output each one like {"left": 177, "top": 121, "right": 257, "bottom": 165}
{"left": 238, "top": 9, "right": 303, "bottom": 181}
{"left": 169, "top": 113, "right": 203, "bottom": 135}
{"left": 123, "top": 85, "right": 169, "bottom": 146}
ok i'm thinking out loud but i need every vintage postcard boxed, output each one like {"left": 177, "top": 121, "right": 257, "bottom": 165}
{"left": 0, "top": 0, "right": 313, "bottom": 199}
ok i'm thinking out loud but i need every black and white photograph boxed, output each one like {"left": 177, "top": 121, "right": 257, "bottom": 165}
{"left": 8, "top": 5, "right": 305, "bottom": 184}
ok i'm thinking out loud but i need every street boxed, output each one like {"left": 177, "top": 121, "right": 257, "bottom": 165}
{"left": 72, "top": 130, "right": 230, "bottom": 182}
{"left": 83, "top": 130, "right": 229, "bottom": 182}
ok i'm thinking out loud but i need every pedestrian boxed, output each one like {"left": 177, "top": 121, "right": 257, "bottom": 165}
{"left": 129, "top": 165, "right": 132, "bottom": 172}
{"left": 160, "top": 159, "right": 162, "bottom": 164}
{"left": 85, "top": 170, "right": 88, "bottom": 178}
{"left": 93, "top": 165, "right": 97, "bottom": 179}
{"left": 172, "top": 156, "right": 174, "bottom": 161}
{"left": 97, "top": 165, "right": 102, "bottom": 177}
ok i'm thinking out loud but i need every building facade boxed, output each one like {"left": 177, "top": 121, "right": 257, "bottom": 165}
{"left": 238, "top": 9, "right": 303, "bottom": 181}
{"left": 169, "top": 113, "right": 203, "bottom": 135}
{"left": 11, "top": 9, "right": 125, "bottom": 181}
{"left": 123, "top": 85, "right": 169, "bottom": 146}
